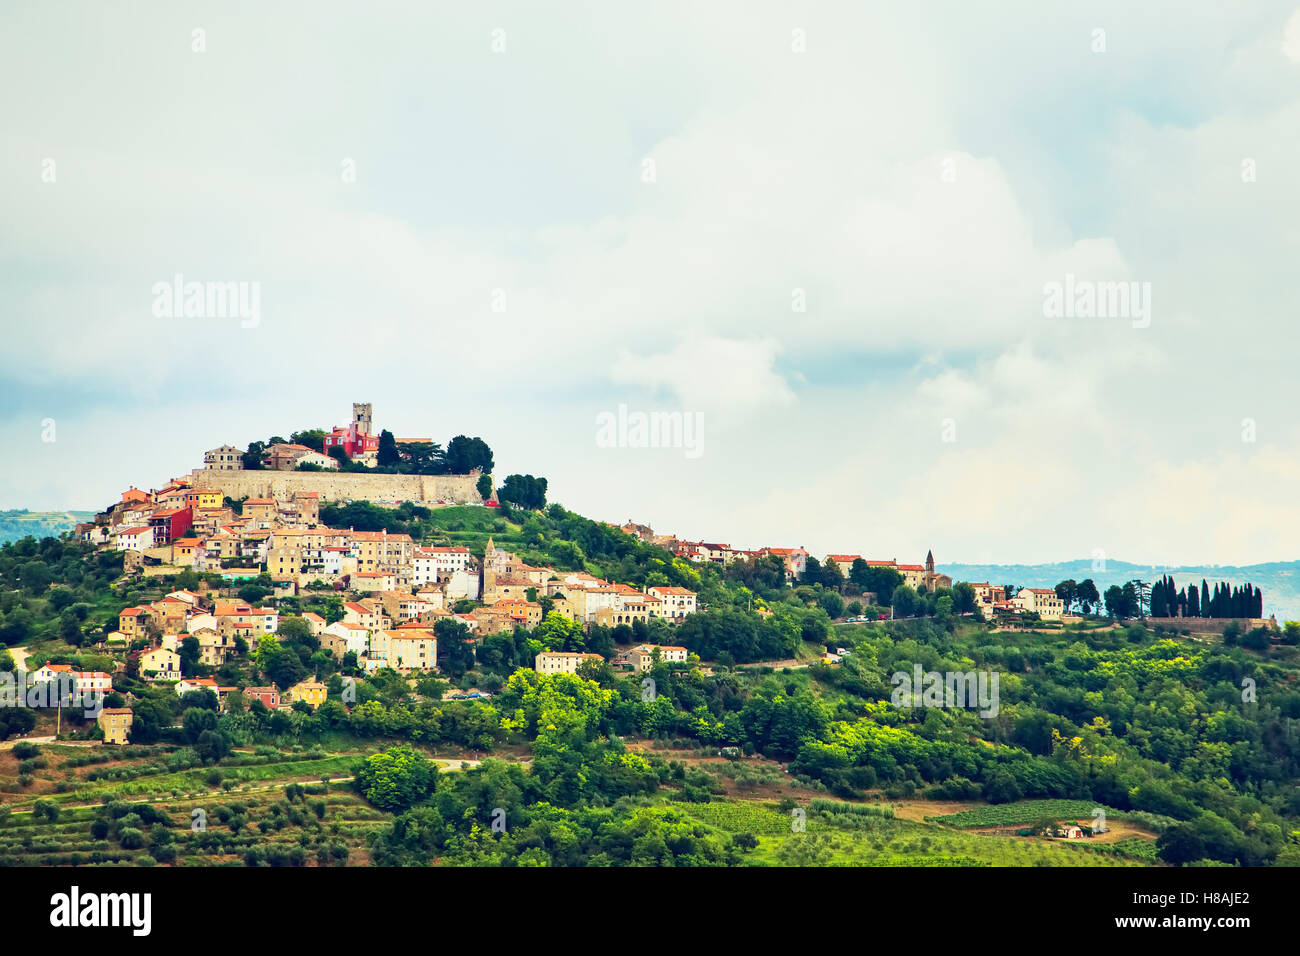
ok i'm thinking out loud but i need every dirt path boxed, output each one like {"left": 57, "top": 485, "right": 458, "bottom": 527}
{"left": 892, "top": 799, "right": 979, "bottom": 822}
{"left": 0, "top": 736, "right": 99, "bottom": 751}
{"left": 735, "top": 659, "right": 806, "bottom": 670}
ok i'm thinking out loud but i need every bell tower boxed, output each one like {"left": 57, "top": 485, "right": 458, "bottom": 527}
{"left": 482, "top": 537, "right": 497, "bottom": 595}
{"left": 352, "top": 402, "right": 373, "bottom": 435}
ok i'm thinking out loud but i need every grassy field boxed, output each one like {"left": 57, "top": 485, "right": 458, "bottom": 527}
{"left": 927, "top": 799, "right": 1113, "bottom": 828}
{"left": 0, "top": 741, "right": 399, "bottom": 865}
{"left": 674, "top": 797, "right": 1153, "bottom": 866}
{"left": 0, "top": 783, "right": 387, "bottom": 867}
{"left": 635, "top": 741, "right": 1163, "bottom": 867}
{"left": 0, "top": 735, "right": 1165, "bottom": 865}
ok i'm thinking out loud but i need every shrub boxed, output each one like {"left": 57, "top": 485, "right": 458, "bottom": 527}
{"left": 153, "top": 845, "right": 177, "bottom": 864}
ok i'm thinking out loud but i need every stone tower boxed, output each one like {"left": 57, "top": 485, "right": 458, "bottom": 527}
{"left": 352, "top": 402, "right": 373, "bottom": 435}
{"left": 482, "top": 537, "right": 497, "bottom": 595}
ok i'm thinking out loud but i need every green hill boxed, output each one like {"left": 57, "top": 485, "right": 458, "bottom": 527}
{"left": 0, "top": 510, "right": 93, "bottom": 545}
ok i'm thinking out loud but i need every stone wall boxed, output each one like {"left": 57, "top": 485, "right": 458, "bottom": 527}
{"left": 1148, "top": 617, "right": 1275, "bottom": 635}
{"left": 189, "top": 469, "right": 484, "bottom": 505}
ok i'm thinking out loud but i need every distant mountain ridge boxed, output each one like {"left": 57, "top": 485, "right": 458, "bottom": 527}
{"left": 939, "top": 559, "right": 1300, "bottom": 621}
{"left": 0, "top": 509, "right": 94, "bottom": 546}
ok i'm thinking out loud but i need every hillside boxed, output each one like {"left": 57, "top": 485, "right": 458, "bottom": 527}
{"left": 0, "top": 510, "right": 93, "bottom": 546}
{"left": 0, "top": 506, "right": 1297, "bottom": 868}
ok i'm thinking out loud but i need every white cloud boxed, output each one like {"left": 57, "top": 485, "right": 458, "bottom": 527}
{"left": 609, "top": 336, "right": 795, "bottom": 421}
{"left": 1284, "top": 9, "right": 1300, "bottom": 61}
{"left": 4, "top": 1, "right": 1300, "bottom": 569}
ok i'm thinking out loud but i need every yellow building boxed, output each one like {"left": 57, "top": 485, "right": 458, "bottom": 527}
{"left": 368, "top": 629, "right": 438, "bottom": 672}
{"left": 348, "top": 531, "right": 414, "bottom": 573}
{"left": 1013, "top": 588, "right": 1064, "bottom": 620}
{"left": 646, "top": 586, "right": 698, "bottom": 622}
{"left": 97, "top": 708, "right": 134, "bottom": 745}
{"left": 286, "top": 680, "right": 328, "bottom": 708}
{"left": 117, "top": 606, "right": 154, "bottom": 640}
{"left": 627, "top": 644, "right": 689, "bottom": 671}
{"left": 535, "top": 651, "right": 604, "bottom": 674}
{"left": 139, "top": 647, "right": 182, "bottom": 681}
{"left": 184, "top": 489, "right": 223, "bottom": 510}
{"left": 243, "top": 498, "right": 278, "bottom": 523}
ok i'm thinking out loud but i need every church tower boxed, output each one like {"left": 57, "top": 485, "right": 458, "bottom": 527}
{"left": 482, "top": 537, "right": 497, "bottom": 596}
{"left": 352, "top": 402, "right": 373, "bottom": 435}
{"left": 925, "top": 549, "right": 935, "bottom": 588}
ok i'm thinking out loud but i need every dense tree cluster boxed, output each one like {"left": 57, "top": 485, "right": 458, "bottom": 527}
{"left": 496, "top": 474, "right": 548, "bottom": 511}
{"left": 1053, "top": 579, "right": 1101, "bottom": 614}
{"left": 1150, "top": 575, "right": 1263, "bottom": 619}
{"left": 0, "top": 538, "right": 123, "bottom": 647}
{"left": 248, "top": 429, "right": 495, "bottom": 476}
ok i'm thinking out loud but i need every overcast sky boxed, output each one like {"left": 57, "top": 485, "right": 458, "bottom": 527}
{"left": 4, "top": 1, "right": 1300, "bottom": 566}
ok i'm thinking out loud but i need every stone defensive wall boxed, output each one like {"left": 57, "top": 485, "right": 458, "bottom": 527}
{"left": 188, "top": 469, "right": 484, "bottom": 505}
{"left": 1147, "top": 616, "right": 1276, "bottom": 635}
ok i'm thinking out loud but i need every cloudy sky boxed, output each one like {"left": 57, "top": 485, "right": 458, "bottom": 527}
{"left": 4, "top": 1, "right": 1300, "bottom": 567}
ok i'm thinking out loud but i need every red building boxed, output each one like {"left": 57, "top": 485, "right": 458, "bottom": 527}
{"left": 243, "top": 686, "right": 280, "bottom": 709}
{"left": 323, "top": 423, "right": 379, "bottom": 458}
{"left": 148, "top": 506, "right": 193, "bottom": 544}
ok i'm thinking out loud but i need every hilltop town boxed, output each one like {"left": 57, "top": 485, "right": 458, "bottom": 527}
{"left": 50, "top": 402, "right": 1279, "bottom": 746}
{"left": 0, "top": 403, "right": 1291, "bottom": 873}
